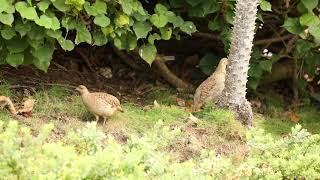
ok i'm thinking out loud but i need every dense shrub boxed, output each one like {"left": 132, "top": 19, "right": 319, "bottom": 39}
{"left": 0, "top": 120, "right": 319, "bottom": 179}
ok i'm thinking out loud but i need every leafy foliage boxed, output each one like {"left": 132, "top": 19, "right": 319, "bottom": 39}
{"left": 0, "top": 0, "right": 198, "bottom": 70}
{"left": 0, "top": 120, "right": 319, "bottom": 179}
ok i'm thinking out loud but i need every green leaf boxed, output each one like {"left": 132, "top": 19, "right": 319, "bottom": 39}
{"left": 282, "top": 17, "right": 304, "bottom": 35}
{"left": 300, "top": 13, "right": 320, "bottom": 26}
{"left": 84, "top": 2, "right": 98, "bottom": 16}
{"left": 58, "top": 37, "right": 74, "bottom": 51}
{"left": 180, "top": 21, "right": 197, "bottom": 35}
{"left": 248, "top": 63, "right": 263, "bottom": 78}
{"left": 208, "top": 16, "right": 223, "bottom": 31}
{"left": 94, "top": 0, "right": 107, "bottom": 14}
{"left": 1, "top": 26, "right": 16, "bottom": 40}
{"left": 150, "top": 14, "right": 168, "bottom": 28}
{"left": 27, "top": 24, "right": 45, "bottom": 40}
{"left": 148, "top": 33, "right": 161, "bottom": 44}
{"left": 93, "top": 31, "right": 108, "bottom": 46}
{"left": 169, "top": 15, "right": 184, "bottom": 28}
{"left": 198, "top": 53, "right": 219, "bottom": 75}
{"left": 301, "top": 0, "right": 318, "bottom": 12}
{"left": 119, "top": 0, "right": 133, "bottom": 15}
{"left": 185, "top": 0, "right": 201, "bottom": 7}
{"left": 31, "top": 43, "right": 55, "bottom": 71}
{"left": 259, "top": 61, "right": 272, "bottom": 72}
{"left": 160, "top": 27, "right": 172, "bottom": 40}
{"left": 6, "top": 37, "right": 29, "bottom": 53}
{"left": 94, "top": 14, "right": 110, "bottom": 27}
{"left": 37, "top": 0, "right": 50, "bottom": 12}
{"left": 6, "top": 53, "right": 24, "bottom": 67}
{"left": 113, "top": 34, "right": 137, "bottom": 50}
{"left": 52, "top": 0, "right": 70, "bottom": 12}
{"left": 248, "top": 77, "right": 260, "bottom": 90}
{"left": 309, "top": 24, "right": 320, "bottom": 39}
{"left": 115, "top": 14, "right": 130, "bottom": 27}
{"left": 15, "top": 2, "right": 39, "bottom": 20}
{"left": 295, "top": 39, "right": 314, "bottom": 54}
{"left": 259, "top": 0, "right": 272, "bottom": 11}
{"left": 155, "top": 4, "right": 168, "bottom": 14}
{"left": 0, "top": 0, "right": 12, "bottom": 13}
{"left": 75, "top": 26, "right": 92, "bottom": 44}
{"left": 139, "top": 44, "right": 157, "bottom": 64}
{"left": 133, "top": 21, "right": 151, "bottom": 39}
{"left": 35, "top": 15, "right": 60, "bottom": 30}
{"left": 0, "top": 13, "right": 14, "bottom": 26}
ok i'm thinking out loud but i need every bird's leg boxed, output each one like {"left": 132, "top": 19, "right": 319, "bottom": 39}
{"left": 103, "top": 117, "right": 108, "bottom": 127}
{"left": 95, "top": 115, "right": 99, "bottom": 125}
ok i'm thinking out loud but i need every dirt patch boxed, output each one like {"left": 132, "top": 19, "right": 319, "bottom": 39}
{"left": 0, "top": 64, "right": 155, "bottom": 106}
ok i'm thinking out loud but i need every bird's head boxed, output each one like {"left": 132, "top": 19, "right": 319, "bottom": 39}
{"left": 219, "top": 58, "right": 229, "bottom": 67}
{"left": 76, "top": 85, "right": 89, "bottom": 95}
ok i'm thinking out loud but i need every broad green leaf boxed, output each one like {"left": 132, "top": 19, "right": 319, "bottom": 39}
{"left": 180, "top": 21, "right": 197, "bottom": 35}
{"left": 282, "top": 17, "right": 304, "bottom": 35}
{"left": 309, "top": 24, "right": 320, "bottom": 39}
{"left": 259, "top": 0, "right": 272, "bottom": 11}
{"left": 58, "top": 37, "right": 75, "bottom": 51}
{"left": 6, "top": 53, "right": 24, "bottom": 67}
{"left": 148, "top": 33, "right": 161, "bottom": 44}
{"left": 160, "top": 27, "right": 172, "bottom": 40}
{"left": 300, "top": 13, "right": 320, "bottom": 26}
{"left": 301, "top": 0, "right": 318, "bottom": 12}
{"left": 46, "top": 29, "right": 62, "bottom": 39}
{"left": 1, "top": 26, "right": 16, "bottom": 40}
{"left": 259, "top": 61, "right": 272, "bottom": 72}
{"left": 31, "top": 43, "right": 55, "bottom": 71}
{"left": 37, "top": 0, "right": 50, "bottom": 12}
{"left": 169, "top": 15, "right": 184, "bottom": 28}
{"left": 248, "top": 63, "right": 263, "bottom": 78}
{"left": 61, "top": 17, "right": 78, "bottom": 30}
{"left": 27, "top": 38, "right": 43, "bottom": 49}
{"left": 101, "top": 26, "right": 114, "bottom": 35}
{"left": 52, "top": 0, "right": 70, "bottom": 12}
{"left": 248, "top": 77, "right": 260, "bottom": 90}
{"left": 120, "top": 0, "right": 133, "bottom": 15}
{"left": 0, "top": 0, "right": 11, "bottom": 13}
{"left": 185, "top": 0, "right": 201, "bottom": 7}
{"left": 114, "top": 34, "right": 137, "bottom": 50}
{"left": 6, "top": 37, "right": 29, "bottom": 53}
{"left": 115, "top": 14, "right": 130, "bottom": 27}
{"left": 15, "top": 2, "right": 39, "bottom": 20}
{"left": 297, "top": 2, "right": 308, "bottom": 14}
{"left": 65, "top": 0, "right": 84, "bottom": 10}
{"left": 133, "top": 21, "right": 151, "bottom": 39}
{"left": 225, "top": 9, "right": 235, "bottom": 24}
{"left": 15, "top": 21, "right": 31, "bottom": 37}
{"left": 198, "top": 53, "right": 219, "bottom": 75}
{"left": 75, "top": 26, "right": 92, "bottom": 44}
{"left": 202, "top": 1, "right": 221, "bottom": 14}
{"left": 155, "top": 4, "right": 168, "bottom": 14}
{"left": 93, "top": 31, "right": 108, "bottom": 46}
{"left": 295, "top": 39, "right": 314, "bottom": 54}
{"left": 139, "top": 44, "right": 157, "bottom": 64}
{"left": 35, "top": 15, "right": 60, "bottom": 30}
{"left": 150, "top": 14, "right": 168, "bottom": 28}
{"left": 208, "top": 17, "right": 223, "bottom": 31}
{"left": 94, "top": 0, "right": 107, "bottom": 14}
{"left": 27, "top": 25, "right": 45, "bottom": 40}
{"left": 84, "top": 2, "right": 98, "bottom": 16}
{"left": 0, "top": 13, "right": 14, "bottom": 26}
{"left": 94, "top": 14, "right": 110, "bottom": 27}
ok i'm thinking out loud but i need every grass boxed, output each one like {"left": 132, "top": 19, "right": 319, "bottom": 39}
{"left": 0, "top": 82, "right": 319, "bottom": 160}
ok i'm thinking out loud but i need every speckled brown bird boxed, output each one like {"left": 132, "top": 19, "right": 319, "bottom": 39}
{"left": 193, "top": 58, "right": 229, "bottom": 111}
{"left": 76, "top": 85, "right": 124, "bottom": 126}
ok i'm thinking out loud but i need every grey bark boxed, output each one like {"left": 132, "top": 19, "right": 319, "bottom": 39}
{"left": 217, "top": 0, "right": 259, "bottom": 126}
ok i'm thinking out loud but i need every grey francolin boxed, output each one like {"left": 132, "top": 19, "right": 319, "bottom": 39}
{"left": 76, "top": 85, "right": 124, "bottom": 126}
{"left": 193, "top": 58, "right": 228, "bottom": 111}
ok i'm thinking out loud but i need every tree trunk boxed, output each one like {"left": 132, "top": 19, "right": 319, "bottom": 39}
{"left": 217, "top": 0, "right": 259, "bottom": 127}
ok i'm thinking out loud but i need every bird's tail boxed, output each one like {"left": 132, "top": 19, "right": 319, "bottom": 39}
{"left": 117, "top": 106, "right": 124, "bottom": 112}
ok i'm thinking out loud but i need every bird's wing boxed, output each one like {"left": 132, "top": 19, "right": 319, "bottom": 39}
{"left": 93, "top": 93, "right": 121, "bottom": 108}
